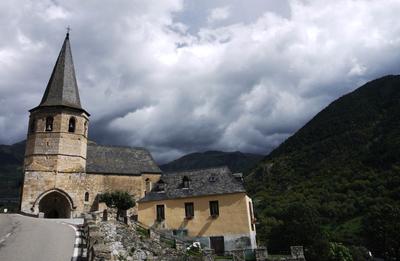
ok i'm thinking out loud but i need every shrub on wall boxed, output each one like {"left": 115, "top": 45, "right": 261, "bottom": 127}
{"left": 99, "top": 191, "right": 135, "bottom": 217}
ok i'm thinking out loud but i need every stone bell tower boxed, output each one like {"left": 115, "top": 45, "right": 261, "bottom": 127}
{"left": 20, "top": 32, "right": 90, "bottom": 218}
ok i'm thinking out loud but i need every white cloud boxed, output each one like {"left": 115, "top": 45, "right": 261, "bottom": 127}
{"left": 207, "top": 6, "right": 231, "bottom": 23}
{"left": 348, "top": 58, "right": 367, "bottom": 77}
{"left": 44, "top": 5, "right": 69, "bottom": 21}
{"left": 0, "top": 0, "right": 400, "bottom": 162}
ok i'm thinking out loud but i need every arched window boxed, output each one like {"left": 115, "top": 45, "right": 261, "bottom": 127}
{"left": 68, "top": 117, "right": 76, "bottom": 133}
{"left": 84, "top": 121, "right": 88, "bottom": 136}
{"left": 30, "top": 119, "right": 36, "bottom": 133}
{"left": 183, "top": 176, "right": 190, "bottom": 189}
{"left": 84, "top": 192, "right": 89, "bottom": 202}
{"left": 45, "top": 116, "right": 53, "bottom": 131}
{"left": 145, "top": 178, "right": 152, "bottom": 193}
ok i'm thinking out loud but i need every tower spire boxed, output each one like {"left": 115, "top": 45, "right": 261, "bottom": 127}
{"left": 66, "top": 26, "right": 71, "bottom": 39}
{"left": 33, "top": 32, "right": 85, "bottom": 113}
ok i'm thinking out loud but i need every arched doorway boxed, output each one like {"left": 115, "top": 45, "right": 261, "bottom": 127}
{"left": 38, "top": 191, "right": 72, "bottom": 218}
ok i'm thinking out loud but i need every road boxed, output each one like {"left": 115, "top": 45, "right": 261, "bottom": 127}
{"left": 0, "top": 214, "right": 76, "bottom": 261}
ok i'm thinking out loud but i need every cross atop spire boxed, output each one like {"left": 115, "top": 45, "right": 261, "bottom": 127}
{"left": 32, "top": 33, "right": 88, "bottom": 114}
{"left": 66, "top": 26, "right": 71, "bottom": 38}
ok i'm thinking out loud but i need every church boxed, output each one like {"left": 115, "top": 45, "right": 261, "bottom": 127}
{"left": 20, "top": 33, "right": 257, "bottom": 252}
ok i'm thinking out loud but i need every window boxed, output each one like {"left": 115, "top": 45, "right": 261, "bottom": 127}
{"left": 249, "top": 201, "right": 255, "bottom": 231}
{"left": 208, "top": 175, "right": 217, "bottom": 182}
{"left": 209, "top": 201, "right": 219, "bottom": 217}
{"left": 145, "top": 178, "right": 152, "bottom": 193}
{"left": 185, "top": 202, "right": 194, "bottom": 219}
{"left": 182, "top": 176, "right": 190, "bottom": 189}
{"left": 156, "top": 180, "right": 165, "bottom": 192}
{"left": 30, "top": 119, "right": 36, "bottom": 133}
{"left": 156, "top": 204, "right": 165, "bottom": 221}
{"left": 45, "top": 116, "right": 53, "bottom": 131}
{"left": 84, "top": 192, "right": 89, "bottom": 202}
{"left": 233, "top": 173, "right": 244, "bottom": 183}
{"left": 68, "top": 117, "right": 76, "bottom": 133}
{"left": 84, "top": 121, "right": 88, "bottom": 136}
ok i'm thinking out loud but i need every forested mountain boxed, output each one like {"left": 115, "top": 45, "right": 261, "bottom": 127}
{"left": 246, "top": 75, "right": 400, "bottom": 260}
{"left": 160, "top": 150, "right": 264, "bottom": 174}
{"left": 0, "top": 141, "right": 25, "bottom": 209}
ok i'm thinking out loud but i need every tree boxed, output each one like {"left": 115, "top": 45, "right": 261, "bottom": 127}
{"left": 268, "top": 202, "right": 330, "bottom": 261}
{"left": 362, "top": 203, "right": 400, "bottom": 260}
{"left": 99, "top": 191, "right": 135, "bottom": 217}
{"left": 349, "top": 246, "right": 372, "bottom": 261}
{"left": 328, "top": 242, "right": 353, "bottom": 261}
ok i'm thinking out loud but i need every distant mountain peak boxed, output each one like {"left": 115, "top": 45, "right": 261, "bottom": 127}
{"left": 160, "top": 150, "right": 264, "bottom": 174}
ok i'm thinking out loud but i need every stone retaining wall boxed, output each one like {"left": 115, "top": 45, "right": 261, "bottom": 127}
{"left": 84, "top": 215, "right": 112, "bottom": 261}
{"left": 83, "top": 210, "right": 300, "bottom": 261}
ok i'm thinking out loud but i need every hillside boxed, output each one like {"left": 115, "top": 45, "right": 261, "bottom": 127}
{"left": 160, "top": 150, "right": 264, "bottom": 174}
{"left": 0, "top": 141, "right": 25, "bottom": 209}
{"left": 246, "top": 75, "right": 400, "bottom": 257}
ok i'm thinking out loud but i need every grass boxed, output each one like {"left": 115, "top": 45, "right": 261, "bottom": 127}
{"left": 136, "top": 226, "right": 150, "bottom": 238}
{"left": 160, "top": 235, "right": 176, "bottom": 248}
{"left": 215, "top": 256, "right": 233, "bottom": 260}
{"left": 186, "top": 249, "right": 202, "bottom": 257}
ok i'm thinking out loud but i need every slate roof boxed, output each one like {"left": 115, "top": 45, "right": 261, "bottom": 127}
{"left": 139, "top": 166, "right": 246, "bottom": 202}
{"left": 86, "top": 143, "right": 162, "bottom": 175}
{"left": 32, "top": 33, "right": 86, "bottom": 113}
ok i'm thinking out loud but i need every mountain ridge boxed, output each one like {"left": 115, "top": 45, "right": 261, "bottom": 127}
{"left": 245, "top": 74, "right": 400, "bottom": 257}
{"left": 160, "top": 150, "right": 264, "bottom": 174}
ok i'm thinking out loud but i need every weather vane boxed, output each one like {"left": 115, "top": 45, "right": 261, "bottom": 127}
{"left": 66, "top": 26, "right": 71, "bottom": 34}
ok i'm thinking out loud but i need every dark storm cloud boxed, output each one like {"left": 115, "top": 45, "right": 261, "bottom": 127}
{"left": 1, "top": 0, "right": 400, "bottom": 162}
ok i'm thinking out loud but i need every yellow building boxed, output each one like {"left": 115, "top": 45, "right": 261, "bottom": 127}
{"left": 138, "top": 167, "right": 257, "bottom": 253}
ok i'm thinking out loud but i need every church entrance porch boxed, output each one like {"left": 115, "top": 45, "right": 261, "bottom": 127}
{"left": 38, "top": 191, "right": 72, "bottom": 218}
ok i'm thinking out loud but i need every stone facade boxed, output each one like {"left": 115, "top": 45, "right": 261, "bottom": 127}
{"left": 25, "top": 109, "right": 88, "bottom": 172}
{"left": 19, "top": 90, "right": 162, "bottom": 217}
{"left": 21, "top": 171, "right": 161, "bottom": 217}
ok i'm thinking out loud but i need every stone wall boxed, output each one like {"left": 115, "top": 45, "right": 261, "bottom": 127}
{"left": 20, "top": 170, "right": 160, "bottom": 217}
{"left": 21, "top": 106, "right": 91, "bottom": 216}
{"left": 84, "top": 214, "right": 190, "bottom": 261}
{"left": 25, "top": 108, "right": 89, "bottom": 173}
{"left": 86, "top": 173, "right": 161, "bottom": 216}
{"left": 21, "top": 171, "right": 94, "bottom": 217}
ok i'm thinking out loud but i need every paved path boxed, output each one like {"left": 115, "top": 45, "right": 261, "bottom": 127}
{"left": 0, "top": 214, "right": 76, "bottom": 261}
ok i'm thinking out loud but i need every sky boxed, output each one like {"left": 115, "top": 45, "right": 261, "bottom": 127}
{"left": 1, "top": 0, "right": 400, "bottom": 163}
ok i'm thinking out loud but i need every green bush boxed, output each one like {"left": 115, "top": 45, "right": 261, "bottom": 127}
{"left": 99, "top": 191, "right": 135, "bottom": 216}
{"left": 98, "top": 192, "right": 114, "bottom": 207}
{"left": 268, "top": 202, "right": 330, "bottom": 261}
{"left": 348, "top": 246, "right": 372, "bottom": 261}
{"left": 328, "top": 242, "right": 353, "bottom": 261}
{"left": 362, "top": 204, "right": 400, "bottom": 260}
